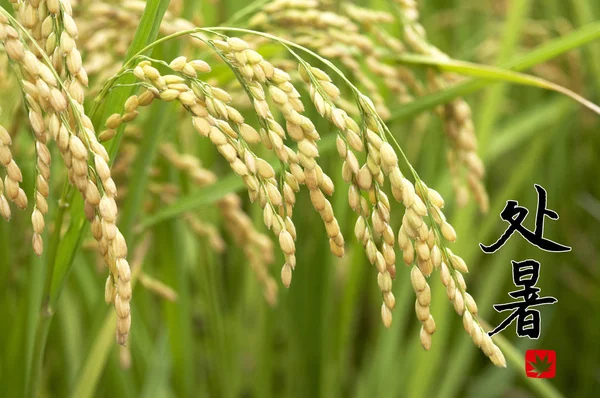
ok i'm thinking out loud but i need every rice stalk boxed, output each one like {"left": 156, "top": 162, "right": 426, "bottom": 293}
{"left": 2, "top": 3, "right": 597, "bottom": 395}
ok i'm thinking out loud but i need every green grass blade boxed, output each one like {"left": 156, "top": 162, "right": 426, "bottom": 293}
{"left": 49, "top": 196, "right": 86, "bottom": 307}
{"left": 571, "top": 0, "right": 600, "bottom": 98}
{"left": 57, "top": 286, "right": 84, "bottom": 387}
{"left": 138, "top": 173, "right": 242, "bottom": 230}
{"left": 71, "top": 312, "right": 117, "bottom": 398}
{"left": 119, "top": 102, "right": 170, "bottom": 240}
{"left": 140, "top": 332, "right": 171, "bottom": 398}
{"left": 389, "top": 21, "right": 600, "bottom": 121}
{"left": 158, "top": 219, "right": 196, "bottom": 397}
{"left": 23, "top": 254, "right": 45, "bottom": 397}
{"left": 71, "top": 251, "right": 147, "bottom": 398}
{"left": 476, "top": 0, "right": 532, "bottom": 150}
{"left": 486, "top": 99, "right": 572, "bottom": 163}
{"left": 92, "top": 0, "right": 171, "bottom": 161}
{"left": 394, "top": 54, "right": 600, "bottom": 114}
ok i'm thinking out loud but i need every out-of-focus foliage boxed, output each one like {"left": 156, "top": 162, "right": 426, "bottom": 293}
{"left": 0, "top": 0, "right": 598, "bottom": 397}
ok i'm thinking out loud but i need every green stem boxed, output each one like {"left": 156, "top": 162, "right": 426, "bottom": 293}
{"left": 27, "top": 187, "right": 72, "bottom": 397}
{"left": 27, "top": 312, "right": 52, "bottom": 397}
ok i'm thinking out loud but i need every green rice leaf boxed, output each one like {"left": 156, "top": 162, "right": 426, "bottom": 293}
{"left": 389, "top": 21, "right": 600, "bottom": 121}
{"left": 394, "top": 54, "right": 600, "bottom": 115}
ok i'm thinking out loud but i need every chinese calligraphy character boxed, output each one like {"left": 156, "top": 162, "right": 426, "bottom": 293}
{"left": 488, "top": 260, "right": 557, "bottom": 339}
{"left": 480, "top": 184, "right": 571, "bottom": 253}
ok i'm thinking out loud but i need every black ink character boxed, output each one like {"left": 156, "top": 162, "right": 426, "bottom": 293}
{"left": 480, "top": 184, "right": 572, "bottom": 253}
{"left": 488, "top": 260, "right": 557, "bottom": 339}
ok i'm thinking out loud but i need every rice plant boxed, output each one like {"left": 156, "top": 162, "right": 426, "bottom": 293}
{"left": 0, "top": 0, "right": 598, "bottom": 397}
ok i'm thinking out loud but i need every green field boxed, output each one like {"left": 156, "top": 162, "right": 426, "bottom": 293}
{"left": 0, "top": 0, "right": 598, "bottom": 397}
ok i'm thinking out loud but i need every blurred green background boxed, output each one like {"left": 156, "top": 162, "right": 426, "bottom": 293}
{"left": 0, "top": 0, "right": 599, "bottom": 397}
